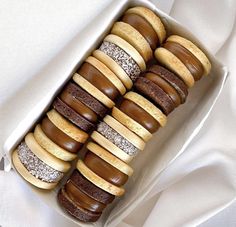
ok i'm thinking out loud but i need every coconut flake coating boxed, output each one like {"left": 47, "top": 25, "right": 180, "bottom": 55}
{"left": 97, "top": 122, "right": 138, "bottom": 156}
{"left": 99, "top": 41, "right": 141, "bottom": 81}
{"left": 17, "top": 142, "right": 63, "bottom": 183}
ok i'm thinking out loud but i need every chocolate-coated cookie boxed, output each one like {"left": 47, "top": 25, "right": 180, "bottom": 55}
{"left": 122, "top": 13, "right": 159, "bottom": 50}
{"left": 64, "top": 82, "right": 107, "bottom": 118}
{"left": 70, "top": 170, "right": 115, "bottom": 205}
{"left": 120, "top": 99, "right": 160, "bottom": 133}
{"left": 53, "top": 97, "right": 95, "bottom": 132}
{"left": 41, "top": 117, "right": 82, "bottom": 153}
{"left": 84, "top": 151, "right": 128, "bottom": 187}
{"left": 58, "top": 188, "right": 101, "bottom": 222}
{"left": 134, "top": 77, "right": 175, "bottom": 115}
{"left": 148, "top": 65, "right": 188, "bottom": 103}
{"left": 78, "top": 62, "right": 119, "bottom": 100}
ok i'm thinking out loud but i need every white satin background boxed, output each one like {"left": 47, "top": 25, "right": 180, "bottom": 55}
{"left": 0, "top": 0, "right": 235, "bottom": 227}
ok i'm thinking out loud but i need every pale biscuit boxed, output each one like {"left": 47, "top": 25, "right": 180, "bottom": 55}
{"left": 167, "top": 35, "right": 211, "bottom": 75}
{"left": 124, "top": 92, "right": 167, "bottom": 127}
{"left": 47, "top": 109, "right": 88, "bottom": 143}
{"left": 112, "top": 107, "right": 152, "bottom": 142}
{"left": 111, "top": 22, "right": 152, "bottom": 62}
{"left": 155, "top": 47, "right": 195, "bottom": 87}
{"left": 76, "top": 159, "right": 125, "bottom": 196}
{"left": 85, "top": 56, "right": 126, "bottom": 95}
{"left": 25, "top": 133, "right": 71, "bottom": 172}
{"left": 34, "top": 124, "right": 77, "bottom": 161}
{"left": 12, "top": 150, "right": 57, "bottom": 189}
{"left": 126, "top": 6, "right": 166, "bottom": 43}
{"left": 103, "top": 115, "right": 145, "bottom": 150}
{"left": 104, "top": 34, "right": 146, "bottom": 71}
{"left": 73, "top": 73, "right": 115, "bottom": 108}
{"left": 93, "top": 50, "right": 133, "bottom": 89}
{"left": 87, "top": 142, "right": 133, "bottom": 176}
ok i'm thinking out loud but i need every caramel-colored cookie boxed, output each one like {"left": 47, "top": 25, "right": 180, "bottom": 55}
{"left": 78, "top": 62, "right": 119, "bottom": 100}
{"left": 155, "top": 47, "right": 195, "bottom": 87}
{"left": 73, "top": 73, "right": 115, "bottom": 108}
{"left": 125, "top": 6, "right": 166, "bottom": 44}
{"left": 47, "top": 109, "right": 88, "bottom": 143}
{"left": 84, "top": 151, "right": 128, "bottom": 187}
{"left": 120, "top": 99, "right": 160, "bottom": 134}
{"left": 163, "top": 41, "right": 204, "bottom": 81}
{"left": 77, "top": 160, "right": 125, "bottom": 196}
{"left": 111, "top": 22, "right": 152, "bottom": 62}
{"left": 87, "top": 142, "right": 133, "bottom": 176}
{"left": 124, "top": 92, "right": 167, "bottom": 126}
{"left": 34, "top": 124, "right": 77, "bottom": 161}
{"left": 41, "top": 117, "right": 82, "bottom": 153}
{"left": 122, "top": 13, "right": 159, "bottom": 50}
{"left": 167, "top": 35, "right": 211, "bottom": 76}
{"left": 85, "top": 56, "right": 126, "bottom": 95}
{"left": 65, "top": 180, "right": 106, "bottom": 213}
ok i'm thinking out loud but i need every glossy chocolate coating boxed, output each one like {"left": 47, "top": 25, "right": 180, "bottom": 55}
{"left": 120, "top": 99, "right": 160, "bottom": 133}
{"left": 65, "top": 180, "right": 106, "bottom": 213}
{"left": 122, "top": 13, "right": 159, "bottom": 50}
{"left": 84, "top": 151, "right": 128, "bottom": 187}
{"left": 145, "top": 72, "right": 181, "bottom": 107}
{"left": 41, "top": 117, "right": 82, "bottom": 153}
{"left": 60, "top": 89, "right": 97, "bottom": 123}
{"left": 78, "top": 62, "right": 119, "bottom": 100}
{"left": 64, "top": 82, "right": 107, "bottom": 118}
{"left": 134, "top": 77, "right": 176, "bottom": 115}
{"left": 58, "top": 188, "right": 101, "bottom": 222}
{"left": 70, "top": 170, "right": 115, "bottom": 204}
{"left": 163, "top": 41, "right": 204, "bottom": 81}
{"left": 148, "top": 65, "right": 188, "bottom": 103}
{"left": 53, "top": 97, "right": 94, "bottom": 132}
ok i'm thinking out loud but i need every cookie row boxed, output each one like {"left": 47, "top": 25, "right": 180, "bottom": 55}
{"left": 12, "top": 7, "right": 166, "bottom": 189}
{"left": 58, "top": 35, "right": 211, "bottom": 222}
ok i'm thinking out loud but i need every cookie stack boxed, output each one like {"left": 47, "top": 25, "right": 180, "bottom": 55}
{"left": 58, "top": 31, "right": 211, "bottom": 223}
{"left": 12, "top": 6, "right": 165, "bottom": 190}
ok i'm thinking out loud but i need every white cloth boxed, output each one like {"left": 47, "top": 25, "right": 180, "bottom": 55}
{"left": 0, "top": 0, "right": 236, "bottom": 227}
